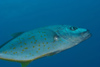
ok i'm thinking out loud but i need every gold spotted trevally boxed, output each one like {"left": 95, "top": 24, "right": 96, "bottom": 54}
{"left": 0, "top": 25, "right": 91, "bottom": 67}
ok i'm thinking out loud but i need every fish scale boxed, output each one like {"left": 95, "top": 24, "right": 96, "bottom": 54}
{"left": 0, "top": 25, "right": 91, "bottom": 67}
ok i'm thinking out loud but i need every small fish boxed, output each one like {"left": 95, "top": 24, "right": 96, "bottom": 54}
{"left": 0, "top": 25, "right": 91, "bottom": 67}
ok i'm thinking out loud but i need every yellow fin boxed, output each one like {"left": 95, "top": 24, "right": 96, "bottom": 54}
{"left": 20, "top": 61, "right": 31, "bottom": 67}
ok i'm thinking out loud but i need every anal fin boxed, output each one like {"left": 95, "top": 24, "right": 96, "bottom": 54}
{"left": 20, "top": 61, "right": 31, "bottom": 67}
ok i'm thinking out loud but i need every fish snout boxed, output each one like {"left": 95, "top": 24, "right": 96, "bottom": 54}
{"left": 81, "top": 30, "right": 92, "bottom": 40}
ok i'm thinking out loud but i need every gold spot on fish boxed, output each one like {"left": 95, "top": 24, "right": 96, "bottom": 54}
{"left": 32, "top": 55, "right": 34, "bottom": 56}
{"left": 11, "top": 44, "right": 13, "bottom": 45}
{"left": 38, "top": 31, "right": 40, "bottom": 33}
{"left": 25, "top": 47, "right": 28, "bottom": 49}
{"left": 46, "top": 42, "right": 48, "bottom": 44}
{"left": 32, "top": 36, "right": 35, "bottom": 38}
{"left": 21, "top": 52, "right": 23, "bottom": 53}
{"left": 35, "top": 40, "right": 37, "bottom": 42}
{"left": 20, "top": 46, "right": 22, "bottom": 47}
{"left": 42, "top": 32, "right": 46, "bottom": 33}
{"left": 44, "top": 35, "right": 46, "bottom": 36}
{"left": 48, "top": 47, "right": 50, "bottom": 49}
{"left": 22, "top": 50, "right": 24, "bottom": 51}
{"left": 25, "top": 56, "right": 27, "bottom": 57}
{"left": 13, "top": 53, "right": 15, "bottom": 54}
{"left": 16, "top": 52, "right": 17, "bottom": 53}
{"left": 36, "top": 51, "right": 38, "bottom": 53}
{"left": 38, "top": 44, "right": 40, "bottom": 47}
{"left": 11, "top": 51, "right": 12, "bottom": 52}
{"left": 13, "top": 52, "right": 16, "bottom": 54}
{"left": 42, "top": 42, "right": 44, "bottom": 44}
{"left": 44, "top": 45, "right": 45, "bottom": 47}
{"left": 13, "top": 47, "right": 16, "bottom": 49}
{"left": 34, "top": 42, "right": 36, "bottom": 44}
{"left": 19, "top": 42, "right": 22, "bottom": 44}
{"left": 38, "top": 48, "right": 40, "bottom": 50}
{"left": 29, "top": 36, "right": 35, "bottom": 39}
{"left": 24, "top": 43, "right": 27, "bottom": 45}
{"left": 28, "top": 38, "right": 31, "bottom": 39}
{"left": 31, "top": 41, "right": 33, "bottom": 43}
{"left": 5, "top": 51, "right": 7, "bottom": 54}
{"left": 45, "top": 38, "right": 46, "bottom": 40}
{"left": 29, "top": 53, "right": 31, "bottom": 55}
{"left": 33, "top": 46, "right": 35, "bottom": 48}
{"left": 41, "top": 35, "right": 42, "bottom": 37}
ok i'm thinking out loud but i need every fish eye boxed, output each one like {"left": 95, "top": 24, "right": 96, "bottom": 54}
{"left": 54, "top": 35, "right": 59, "bottom": 41}
{"left": 69, "top": 26, "right": 78, "bottom": 31}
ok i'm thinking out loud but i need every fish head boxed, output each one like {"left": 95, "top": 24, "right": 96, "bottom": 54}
{"left": 57, "top": 25, "right": 91, "bottom": 45}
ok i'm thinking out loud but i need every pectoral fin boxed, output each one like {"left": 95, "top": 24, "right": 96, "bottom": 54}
{"left": 20, "top": 61, "right": 31, "bottom": 67}
{"left": 46, "top": 51, "right": 61, "bottom": 56}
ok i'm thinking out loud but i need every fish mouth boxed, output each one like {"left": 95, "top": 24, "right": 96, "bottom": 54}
{"left": 81, "top": 30, "right": 92, "bottom": 40}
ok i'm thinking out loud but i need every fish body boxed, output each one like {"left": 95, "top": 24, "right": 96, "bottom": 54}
{"left": 0, "top": 25, "right": 91, "bottom": 67}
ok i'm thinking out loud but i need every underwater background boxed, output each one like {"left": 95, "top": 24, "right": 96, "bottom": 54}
{"left": 0, "top": 0, "right": 100, "bottom": 67}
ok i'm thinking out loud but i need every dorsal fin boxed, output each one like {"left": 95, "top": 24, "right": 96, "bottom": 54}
{"left": 0, "top": 32, "right": 24, "bottom": 48}
{"left": 11, "top": 32, "right": 24, "bottom": 37}
{"left": 0, "top": 38, "right": 15, "bottom": 48}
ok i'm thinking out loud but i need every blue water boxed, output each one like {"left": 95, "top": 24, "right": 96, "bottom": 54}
{"left": 0, "top": 0, "right": 100, "bottom": 67}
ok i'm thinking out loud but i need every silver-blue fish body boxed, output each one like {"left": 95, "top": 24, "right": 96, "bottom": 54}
{"left": 0, "top": 25, "right": 91, "bottom": 65}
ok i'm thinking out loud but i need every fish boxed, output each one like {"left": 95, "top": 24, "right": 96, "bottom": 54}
{"left": 0, "top": 25, "right": 91, "bottom": 67}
